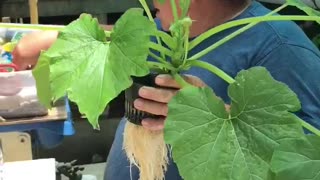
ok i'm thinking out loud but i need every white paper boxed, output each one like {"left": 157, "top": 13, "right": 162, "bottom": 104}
{"left": 0, "top": 158, "right": 56, "bottom": 180}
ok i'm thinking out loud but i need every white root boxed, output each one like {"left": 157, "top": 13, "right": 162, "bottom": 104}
{"left": 123, "top": 120, "right": 169, "bottom": 180}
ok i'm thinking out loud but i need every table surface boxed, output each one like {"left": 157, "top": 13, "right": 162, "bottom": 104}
{"left": 0, "top": 105, "right": 67, "bottom": 126}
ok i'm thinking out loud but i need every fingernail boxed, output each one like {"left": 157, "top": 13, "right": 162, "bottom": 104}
{"left": 139, "top": 86, "right": 153, "bottom": 97}
{"left": 134, "top": 99, "right": 143, "bottom": 108}
{"left": 156, "top": 74, "right": 169, "bottom": 84}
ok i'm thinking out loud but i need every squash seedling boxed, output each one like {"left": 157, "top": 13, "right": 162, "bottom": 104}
{"left": 1, "top": 0, "right": 320, "bottom": 179}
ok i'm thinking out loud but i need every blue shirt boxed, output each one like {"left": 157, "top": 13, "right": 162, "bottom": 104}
{"left": 104, "top": 1, "right": 320, "bottom": 179}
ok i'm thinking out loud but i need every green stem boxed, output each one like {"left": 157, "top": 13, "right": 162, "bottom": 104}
{"left": 189, "top": 3, "right": 288, "bottom": 52}
{"left": 189, "top": 15, "right": 320, "bottom": 60}
{"left": 189, "top": 60, "right": 235, "bottom": 84}
{"left": 299, "top": 119, "right": 320, "bottom": 137}
{"left": 139, "top": 0, "right": 154, "bottom": 22}
{"left": 147, "top": 61, "right": 175, "bottom": 71}
{"left": 139, "top": 0, "right": 166, "bottom": 59}
{"left": 149, "top": 42, "right": 173, "bottom": 57}
{"left": 105, "top": 31, "right": 111, "bottom": 38}
{"left": 172, "top": 73, "right": 191, "bottom": 88}
{"left": 170, "top": 0, "right": 179, "bottom": 21}
{"left": 148, "top": 51, "right": 172, "bottom": 67}
{"left": 184, "top": 27, "right": 190, "bottom": 61}
{"left": 156, "top": 31, "right": 176, "bottom": 49}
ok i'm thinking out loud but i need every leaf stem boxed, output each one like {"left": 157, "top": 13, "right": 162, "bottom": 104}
{"left": 149, "top": 42, "right": 173, "bottom": 57}
{"left": 189, "top": 4, "right": 287, "bottom": 50}
{"left": 189, "top": 3, "right": 288, "bottom": 56}
{"left": 105, "top": 31, "right": 111, "bottom": 38}
{"left": 184, "top": 27, "right": 190, "bottom": 61}
{"left": 139, "top": 0, "right": 154, "bottom": 22}
{"left": 147, "top": 61, "right": 175, "bottom": 71}
{"left": 156, "top": 31, "right": 176, "bottom": 49}
{"left": 170, "top": 0, "right": 179, "bottom": 21}
{"left": 172, "top": 73, "right": 191, "bottom": 88}
{"left": 148, "top": 51, "right": 172, "bottom": 67}
{"left": 189, "top": 15, "right": 320, "bottom": 60}
{"left": 189, "top": 60, "right": 235, "bottom": 84}
{"left": 139, "top": 0, "right": 166, "bottom": 59}
{"left": 299, "top": 119, "right": 320, "bottom": 137}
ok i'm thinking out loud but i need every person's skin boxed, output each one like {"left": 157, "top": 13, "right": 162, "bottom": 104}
{"left": 12, "top": 25, "right": 113, "bottom": 70}
{"left": 12, "top": 30, "right": 59, "bottom": 70}
{"left": 12, "top": 0, "right": 242, "bottom": 130}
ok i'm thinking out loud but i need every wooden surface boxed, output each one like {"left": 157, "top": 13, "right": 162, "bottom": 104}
{"left": 28, "top": 0, "right": 39, "bottom": 24}
{"left": 0, "top": 105, "right": 67, "bottom": 126}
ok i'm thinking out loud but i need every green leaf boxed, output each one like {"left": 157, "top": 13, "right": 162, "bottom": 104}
{"left": 34, "top": 9, "right": 156, "bottom": 128}
{"left": 32, "top": 52, "right": 52, "bottom": 109}
{"left": 271, "top": 135, "right": 320, "bottom": 180}
{"left": 286, "top": 0, "right": 320, "bottom": 23}
{"left": 164, "top": 67, "right": 305, "bottom": 180}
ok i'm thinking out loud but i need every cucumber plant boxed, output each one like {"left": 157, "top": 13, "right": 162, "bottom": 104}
{"left": 1, "top": 0, "right": 320, "bottom": 179}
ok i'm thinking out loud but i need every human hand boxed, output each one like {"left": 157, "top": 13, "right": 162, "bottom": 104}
{"left": 133, "top": 74, "right": 206, "bottom": 131}
{"left": 12, "top": 30, "right": 58, "bottom": 70}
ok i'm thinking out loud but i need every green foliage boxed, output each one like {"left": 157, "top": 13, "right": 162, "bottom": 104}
{"left": 271, "top": 135, "right": 320, "bottom": 180}
{"left": 32, "top": 9, "right": 156, "bottom": 128}
{"left": 165, "top": 67, "right": 305, "bottom": 180}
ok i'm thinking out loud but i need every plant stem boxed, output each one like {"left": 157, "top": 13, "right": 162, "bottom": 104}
{"left": 170, "top": 0, "right": 179, "bottom": 21}
{"left": 147, "top": 61, "right": 175, "bottom": 71}
{"left": 189, "top": 3, "right": 288, "bottom": 54}
{"left": 189, "top": 15, "right": 320, "bottom": 60}
{"left": 172, "top": 73, "right": 191, "bottom": 88}
{"left": 148, "top": 51, "right": 172, "bottom": 67}
{"left": 105, "top": 31, "right": 111, "bottom": 38}
{"left": 139, "top": 0, "right": 154, "bottom": 22}
{"left": 139, "top": 0, "right": 166, "bottom": 59}
{"left": 156, "top": 31, "right": 176, "bottom": 49}
{"left": 190, "top": 60, "right": 235, "bottom": 84}
{"left": 298, "top": 119, "right": 320, "bottom": 137}
{"left": 184, "top": 27, "right": 190, "bottom": 61}
{"left": 149, "top": 42, "right": 173, "bottom": 57}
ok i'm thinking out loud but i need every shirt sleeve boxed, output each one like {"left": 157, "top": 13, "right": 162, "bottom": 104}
{"left": 255, "top": 43, "right": 320, "bottom": 129}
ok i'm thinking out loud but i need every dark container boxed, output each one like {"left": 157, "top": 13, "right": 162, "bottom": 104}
{"left": 124, "top": 73, "right": 165, "bottom": 125}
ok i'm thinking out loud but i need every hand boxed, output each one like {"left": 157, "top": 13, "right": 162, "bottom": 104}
{"left": 12, "top": 31, "right": 58, "bottom": 70}
{"left": 133, "top": 74, "right": 206, "bottom": 131}
{"left": 0, "top": 75, "right": 22, "bottom": 96}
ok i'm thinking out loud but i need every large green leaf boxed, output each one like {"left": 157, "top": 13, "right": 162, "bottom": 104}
{"left": 286, "top": 0, "right": 320, "bottom": 23}
{"left": 164, "top": 67, "right": 305, "bottom": 180}
{"left": 32, "top": 52, "right": 52, "bottom": 108}
{"left": 34, "top": 9, "right": 156, "bottom": 128}
{"left": 271, "top": 135, "right": 320, "bottom": 180}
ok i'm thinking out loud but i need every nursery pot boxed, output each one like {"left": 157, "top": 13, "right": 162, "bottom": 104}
{"left": 125, "top": 73, "right": 165, "bottom": 125}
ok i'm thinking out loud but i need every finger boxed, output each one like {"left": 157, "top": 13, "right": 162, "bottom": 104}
{"left": 141, "top": 118, "right": 165, "bottom": 131}
{"left": 138, "top": 86, "right": 177, "bottom": 103}
{"left": 155, "top": 74, "right": 206, "bottom": 88}
{"left": 134, "top": 98, "right": 168, "bottom": 116}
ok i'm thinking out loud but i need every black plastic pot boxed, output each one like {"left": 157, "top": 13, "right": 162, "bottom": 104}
{"left": 124, "top": 73, "right": 165, "bottom": 125}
